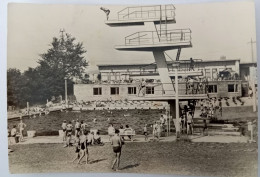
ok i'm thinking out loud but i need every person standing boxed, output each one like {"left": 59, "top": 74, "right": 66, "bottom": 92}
{"left": 111, "top": 129, "right": 124, "bottom": 171}
{"left": 108, "top": 124, "right": 115, "bottom": 142}
{"left": 17, "top": 119, "right": 26, "bottom": 142}
{"left": 75, "top": 119, "right": 81, "bottom": 137}
{"left": 61, "top": 120, "right": 67, "bottom": 141}
{"left": 189, "top": 57, "right": 195, "bottom": 71}
{"left": 143, "top": 124, "right": 148, "bottom": 141}
{"left": 187, "top": 112, "right": 193, "bottom": 135}
{"left": 78, "top": 130, "right": 89, "bottom": 165}
{"left": 64, "top": 121, "right": 73, "bottom": 147}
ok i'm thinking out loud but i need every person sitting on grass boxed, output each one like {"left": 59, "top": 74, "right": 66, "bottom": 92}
{"left": 94, "top": 132, "right": 104, "bottom": 145}
{"left": 11, "top": 125, "right": 19, "bottom": 143}
{"left": 111, "top": 129, "right": 124, "bottom": 171}
{"left": 77, "top": 130, "right": 89, "bottom": 165}
{"left": 87, "top": 131, "right": 94, "bottom": 146}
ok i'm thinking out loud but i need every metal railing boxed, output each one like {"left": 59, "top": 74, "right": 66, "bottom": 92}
{"left": 124, "top": 29, "right": 192, "bottom": 46}
{"left": 169, "top": 59, "right": 203, "bottom": 72}
{"left": 117, "top": 4, "right": 175, "bottom": 21}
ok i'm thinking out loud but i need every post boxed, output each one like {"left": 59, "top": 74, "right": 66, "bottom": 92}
{"left": 175, "top": 69, "right": 180, "bottom": 138}
{"left": 64, "top": 77, "right": 68, "bottom": 107}
{"left": 27, "top": 102, "right": 29, "bottom": 115}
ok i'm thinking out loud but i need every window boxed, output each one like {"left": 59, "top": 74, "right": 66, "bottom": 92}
{"left": 146, "top": 87, "right": 154, "bottom": 94}
{"left": 93, "top": 87, "right": 102, "bottom": 95}
{"left": 111, "top": 87, "right": 119, "bottom": 95}
{"left": 228, "top": 84, "right": 238, "bottom": 92}
{"left": 208, "top": 85, "right": 217, "bottom": 93}
{"left": 128, "top": 87, "right": 136, "bottom": 94}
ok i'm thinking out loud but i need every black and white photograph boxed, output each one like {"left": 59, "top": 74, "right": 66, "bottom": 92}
{"left": 6, "top": 1, "right": 258, "bottom": 176}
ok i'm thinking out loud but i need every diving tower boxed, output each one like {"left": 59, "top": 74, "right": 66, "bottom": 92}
{"left": 106, "top": 4, "right": 195, "bottom": 96}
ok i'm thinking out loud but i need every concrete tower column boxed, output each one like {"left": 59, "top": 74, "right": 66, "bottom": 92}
{"left": 153, "top": 50, "right": 175, "bottom": 95}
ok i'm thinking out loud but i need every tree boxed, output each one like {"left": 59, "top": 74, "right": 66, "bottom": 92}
{"left": 7, "top": 68, "right": 31, "bottom": 107}
{"left": 37, "top": 31, "right": 88, "bottom": 100}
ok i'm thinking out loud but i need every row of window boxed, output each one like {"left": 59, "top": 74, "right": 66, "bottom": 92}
{"left": 93, "top": 84, "right": 238, "bottom": 96}
{"left": 93, "top": 87, "right": 155, "bottom": 96}
{"left": 208, "top": 84, "right": 239, "bottom": 93}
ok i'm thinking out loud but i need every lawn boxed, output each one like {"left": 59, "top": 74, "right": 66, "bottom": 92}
{"left": 9, "top": 141, "right": 258, "bottom": 176}
{"left": 8, "top": 109, "right": 165, "bottom": 136}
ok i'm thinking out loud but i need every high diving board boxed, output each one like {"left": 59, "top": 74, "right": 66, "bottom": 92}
{"left": 105, "top": 17, "right": 176, "bottom": 27}
{"left": 106, "top": 4, "right": 176, "bottom": 27}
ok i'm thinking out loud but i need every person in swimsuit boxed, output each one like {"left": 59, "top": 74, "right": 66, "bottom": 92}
{"left": 17, "top": 119, "right": 26, "bottom": 142}
{"left": 75, "top": 119, "right": 81, "bottom": 137}
{"left": 187, "top": 112, "right": 193, "bottom": 135}
{"left": 111, "top": 129, "right": 124, "bottom": 171}
{"left": 61, "top": 120, "right": 67, "bottom": 141}
{"left": 64, "top": 121, "right": 73, "bottom": 147}
{"left": 100, "top": 7, "right": 110, "bottom": 20}
{"left": 143, "top": 124, "right": 148, "bottom": 141}
{"left": 72, "top": 133, "right": 80, "bottom": 163}
{"left": 77, "top": 130, "right": 89, "bottom": 165}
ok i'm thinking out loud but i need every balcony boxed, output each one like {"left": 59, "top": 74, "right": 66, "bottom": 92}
{"left": 115, "top": 29, "right": 192, "bottom": 51}
{"left": 105, "top": 4, "right": 176, "bottom": 26}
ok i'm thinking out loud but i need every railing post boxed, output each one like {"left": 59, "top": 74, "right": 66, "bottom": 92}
{"left": 128, "top": 8, "right": 129, "bottom": 19}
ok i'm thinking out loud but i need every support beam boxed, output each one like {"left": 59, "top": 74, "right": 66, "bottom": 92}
{"left": 153, "top": 50, "right": 175, "bottom": 95}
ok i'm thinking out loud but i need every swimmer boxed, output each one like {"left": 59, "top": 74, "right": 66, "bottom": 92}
{"left": 111, "top": 129, "right": 124, "bottom": 171}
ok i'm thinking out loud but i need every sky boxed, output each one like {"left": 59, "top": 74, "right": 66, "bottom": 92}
{"left": 7, "top": 0, "right": 257, "bottom": 73}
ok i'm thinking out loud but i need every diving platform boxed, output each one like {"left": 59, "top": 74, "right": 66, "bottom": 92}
{"left": 105, "top": 5, "right": 176, "bottom": 27}
{"left": 115, "top": 29, "right": 192, "bottom": 51}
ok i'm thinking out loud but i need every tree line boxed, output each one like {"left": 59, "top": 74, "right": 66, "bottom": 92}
{"left": 7, "top": 32, "right": 88, "bottom": 108}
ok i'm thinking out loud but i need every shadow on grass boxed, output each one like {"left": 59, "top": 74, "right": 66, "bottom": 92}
{"left": 121, "top": 163, "right": 139, "bottom": 170}
{"left": 89, "top": 158, "right": 107, "bottom": 164}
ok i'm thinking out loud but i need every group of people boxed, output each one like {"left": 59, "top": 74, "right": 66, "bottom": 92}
{"left": 179, "top": 103, "right": 195, "bottom": 135}
{"left": 185, "top": 76, "right": 209, "bottom": 95}
{"left": 8, "top": 119, "right": 27, "bottom": 144}
{"left": 61, "top": 119, "right": 103, "bottom": 148}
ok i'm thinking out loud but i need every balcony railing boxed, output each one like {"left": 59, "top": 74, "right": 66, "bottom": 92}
{"left": 124, "top": 29, "right": 192, "bottom": 46}
{"left": 117, "top": 4, "right": 175, "bottom": 21}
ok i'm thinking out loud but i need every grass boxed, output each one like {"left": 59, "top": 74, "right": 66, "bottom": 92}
{"left": 8, "top": 109, "right": 165, "bottom": 136}
{"left": 8, "top": 106, "right": 258, "bottom": 136}
{"left": 9, "top": 141, "right": 257, "bottom": 176}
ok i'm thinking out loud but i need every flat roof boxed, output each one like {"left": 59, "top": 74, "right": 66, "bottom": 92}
{"left": 97, "top": 59, "right": 241, "bottom": 67}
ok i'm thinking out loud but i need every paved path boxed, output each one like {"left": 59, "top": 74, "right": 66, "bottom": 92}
{"left": 9, "top": 134, "right": 250, "bottom": 145}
